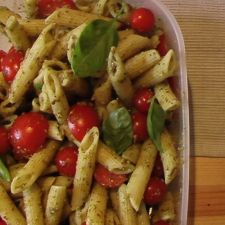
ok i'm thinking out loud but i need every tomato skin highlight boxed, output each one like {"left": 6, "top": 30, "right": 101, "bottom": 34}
{"left": 94, "top": 163, "right": 127, "bottom": 188}
{"left": 143, "top": 177, "right": 167, "bottom": 205}
{"left": 132, "top": 111, "right": 148, "bottom": 143}
{"left": 132, "top": 88, "right": 154, "bottom": 113}
{"left": 0, "top": 50, "right": 6, "bottom": 71}
{"left": 0, "top": 127, "right": 11, "bottom": 155}
{"left": 55, "top": 146, "right": 78, "bottom": 177}
{"left": 68, "top": 103, "right": 100, "bottom": 142}
{"left": 37, "top": 0, "right": 75, "bottom": 18}
{"left": 154, "top": 220, "right": 170, "bottom": 225}
{"left": 0, "top": 217, "right": 7, "bottom": 225}
{"left": 1, "top": 47, "right": 24, "bottom": 84}
{"left": 130, "top": 8, "right": 155, "bottom": 33}
{"left": 9, "top": 112, "right": 49, "bottom": 159}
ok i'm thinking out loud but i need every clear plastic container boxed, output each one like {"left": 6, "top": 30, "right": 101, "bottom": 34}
{"left": 127, "top": 1, "right": 190, "bottom": 225}
{"left": 0, "top": 0, "right": 189, "bottom": 224}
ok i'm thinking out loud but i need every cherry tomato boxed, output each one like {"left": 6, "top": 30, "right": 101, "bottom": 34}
{"left": 0, "top": 217, "right": 7, "bottom": 225}
{"left": 37, "top": 0, "right": 75, "bottom": 18}
{"left": 152, "top": 154, "right": 164, "bottom": 178}
{"left": 9, "top": 112, "right": 49, "bottom": 159}
{"left": 68, "top": 103, "right": 100, "bottom": 142}
{"left": 0, "top": 127, "right": 11, "bottom": 155}
{"left": 143, "top": 177, "right": 167, "bottom": 205}
{"left": 132, "top": 111, "right": 148, "bottom": 142}
{"left": 94, "top": 163, "right": 127, "bottom": 188}
{"left": 0, "top": 50, "right": 6, "bottom": 71}
{"left": 130, "top": 8, "right": 155, "bottom": 33}
{"left": 81, "top": 223, "right": 86, "bottom": 225}
{"left": 132, "top": 88, "right": 154, "bottom": 113}
{"left": 55, "top": 146, "right": 78, "bottom": 177}
{"left": 1, "top": 47, "right": 24, "bottom": 84}
{"left": 154, "top": 220, "right": 170, "bottom": 225}
{"left": 156, "top": 34, "right": 168, "bottom": 56}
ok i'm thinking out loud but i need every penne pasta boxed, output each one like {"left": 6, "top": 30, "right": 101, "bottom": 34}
{"left": 45, "top": 185, "right": 67, "bottom": 225}
{"left": 54, "top": 176, "right": 73, "bottom": 187}
{"left": 71, "top": 127, "right": 99, "bottom": 210}
{"left": 0, "top": 6, "right": 20, "bottom": 25}
{"left": 0, "top": 98, "right": 22, "bottom": 117}
{"left": 127, "top": 139, "right": 157, "bottom": 211}
{"left": 8, "top": 23, "right": 57, "bottom": 104}
{"left": 74, "top": 198, "right": 90, "bottom": 225}
{"left": 106, "top": 99, "right": 123, "bottom": 113}
{"left": 137, "top": 202, "right": 151, "bottom": 225}
{"left": 160, "top": 129, "right": 179, "bottom": 184}
{"left": 118, "top": 29, "right": 134, "bottom": 40}
{"left": 5, "top": 16, "right": 31, "bottom": 51}
{"left": 122, "top": 144, "right": 141, "bottom": 164}
{"left": 118, "top": 184, "right": 137, "bottom": 225}
{"left": 0, "top": 72, "right": 9, "bottom": 101}
{"left": 125, "top": 49, "right": 161, "bottom": 79}
{"left": 154, "top": 81, "right": 180, "bottom": 111}
{"left": 105, "top": 209, "right": 121, "bottom": 225}
{"left": 11, "top": 140, "right": 60, "bottom": 194}
{"left": 48, "top": 120, "right": 65, "bottom": 141}
{"left": 134, "top": 49, "right": 177, "bottom": 88}
{"left": 108, "top": 47, "right": 134, "bottom": 106}
{"left": 0, "top": 184, "right": 26, "bottom": 225}
{"left": 92, "top": 0, "right": 108, "bottom": 15}
{"left": 23, "top": 183, "right": 45, "bottom": 225}
{"left": 110, "top": 190, "right": 121, "bottom": 220}
{"left": 75, "top": 0, "right": 96, "bottom": 12}
{"left": 86, "top": 183, "right": 108, "bottom": 225}
{"left": 23, "top": 0, "right": 38, "bottom": 18}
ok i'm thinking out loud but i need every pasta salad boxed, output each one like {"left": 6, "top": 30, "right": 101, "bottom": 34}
{"left": 0, "top": 0, "right": 180, "bottom": 225}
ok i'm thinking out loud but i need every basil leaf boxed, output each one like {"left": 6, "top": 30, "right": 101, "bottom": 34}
{"left": 71, "top": 19, "right": 119, "bottom": 77}
{"left": 0, "top": 157, "right": 11, "bottom": 182}
{"left": 102, "top": 107, "right": 132, "bottom": 155}
{"left": 147, "top": 98, "right": 166, "bottom": 152}
{"left": 34, "top": 82, "right": 43, "bottom": 92}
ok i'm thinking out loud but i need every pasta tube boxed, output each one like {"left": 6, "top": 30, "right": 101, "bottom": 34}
{"left": 137, "top": 202, "right": 151, "bottom": 225}
{"left": 108, "top": 47, "right": 134, "bottom": 106}
{"left": 134, "top": 49, "right": 177, "bottom": 88}
{"left": 48, "top": 120, "right": 64, "bottom": 141}
{"left": 45, "top": 185, "right": 67, "bottom": 225}
{"left": 0, "top": 98, "right": 22, "bottom": 117}
{"left": 8, "top": 23, "right": 56, "bottom": 104}
{"left": 92, "top": 0, "right": 108, "bottom": 15}
{"left": 86, "top": 183, "right": 108, "bottom": 225}
{"left": 19, "top": 19, "right": 45, "bottom": 36}
{"left": 23, "top": 0, "right": 38, "bottom": 18}
{"left": 127, "top": 139, "right": 157, "bottom": 211}
{"left": 110, "top": 190, "right": 121, "bottom": 220}
{"left": 71, "top": 127, "right": 99, "bottom": 210}
{"left": 11, "top": 140, "right": 60, "bottom": 194}
{"left": 118, "top": 184, "right": 137, "bottom": 225}
{"left": 154, "top": 81, "right": 180, "bottom": 111}
{"left": 0, "top": 184, "right": 26, "bottom": 225}
{"left": 0, "top": 6, "right": 20, "bottom": 25}
{"left": 23, "top": 183, "right": 45, "bottom": 225}
{"left": 160, "top": 129, "right": 179, "bottom": 184}
{"left": 122, "top": 144, "right": 141, "bottom": 164}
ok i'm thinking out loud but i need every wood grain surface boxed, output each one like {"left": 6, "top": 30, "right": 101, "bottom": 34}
{"left": 189, "top": 157, "right": 225, "bottom": 224}
{"left": 160, "top": 0, "right": 225, "bottom": 157}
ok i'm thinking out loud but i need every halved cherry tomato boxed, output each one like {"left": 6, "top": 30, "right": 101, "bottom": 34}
{"left": 0, "top": 217, "right": 7, "bottom": 225}
{"left": 68, "top": 103, "right": 100, "bottom": 142}
{"left": 1, "top": 47, "right": 24, "bottom": 84}
{"left": 0, "top": 127, "right": 11, "bottom": 155}
{"left": 132, "top": 111, "right": 148, "bottom": 143}
{"left": 132, "top": 88, "right": 154, "bottom": 113}
{"left": 0, "top": 50, "right": 6, "bottom": 71}
{"left": 144, "top": 177, "right": 167, "bottom": 205}
{"left": 154, "top": 220, "right": 170, "bottom": 225}
{"left": 94, "top": 163, "right": 127, "bottom": 188}
{"left": 55, "top": 146, "right": 78, "bottom": 177}
{"left": 156, "top": 34, "right": 168, "bottom": 56}
{"left": 37, "top": 0, "right": 75, "bottom": 18}
{"left": 9, "top": 112, "right": 49, "bottom": 159}
{"left": 130, "top": 8, "right": 155, "bottom": 33}
{"left": 152, "top": 154, "right": 164, "bottom": 178}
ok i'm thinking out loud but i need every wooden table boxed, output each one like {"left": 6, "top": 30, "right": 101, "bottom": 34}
{"left": 188, "top": 157, "right": 225, "bottom": 224}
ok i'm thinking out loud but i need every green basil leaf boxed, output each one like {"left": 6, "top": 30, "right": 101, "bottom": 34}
{"left": 102, "top": 107, "right": 133, "bottom": 155}
{"left": 147, "top": 98, "right": 166, "bottom": 152}
{"left": 0, "top": 157, "right": 11, "bottom": 182}
{"left": 34, "top": 82, "right": 43, "bottom": 92}
{"left": 71, "top": 19, "right": 119, "bottom": 77}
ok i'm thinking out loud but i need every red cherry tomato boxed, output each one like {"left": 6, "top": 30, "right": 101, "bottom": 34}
{"left": 55, "top": 146, "right": 78, "bottom": 177}
{"left": 156, "top": 34, "right": 168, "bottom": 56}
{"left": 94, "top": 163, "right": 127, "bottom": 188}
{"left": 154, "top": 220, "right": 170, "bottom": 225}
{"left": 0, "top": 50, "right": 6, "bottom": 71}
{"left": 132, "top": 111, "right": 148, "bottom": 142}
{"left": 0, "top": 217, "right": 7, "bottom": 225}
{"left": 0, "top": 127, "right": 11, "bottom": 155}
{"left": 81, "top": 223, "right": 86, "bottom": 225}
{"left": 1, "top": 47, "right": 24, "bottom": 84}
{"left": 152, "top": 154, "right": 164, "bottom": 178}
{"left": 144, "top": 177, "right": 167, "bottom": 205}
{"left": 9, "top": 112, "right": 49, "bottom": 159}
{"left": 37, "top": 0, "right": 75, "bottom": 18}
{"left": 130, "top": 8, "right": 155, "bottom": 33}
{"left": 132, "top": 88, "right": 154, "bottom": 113}
{"left": 68, "top": 103, "right": 100, "bottom": 142}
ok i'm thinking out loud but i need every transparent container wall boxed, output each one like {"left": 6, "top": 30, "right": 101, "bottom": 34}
{"left": 126, "top": 1, "right": 190, "bottom": 225}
